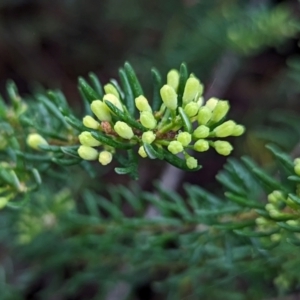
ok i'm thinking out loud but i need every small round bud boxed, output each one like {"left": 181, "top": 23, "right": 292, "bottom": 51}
{"left": 160, "top": 85, "right": 178, "bottom": 110}
{"left": 205, "top": 97, "right": 219, "bottom": 110}
{"left": 183, "top": 77, "right": 203, "bottom": 105}
{"left": 255, "top": 217, "right": 268, "bottom": 225}
{"left": 98, "top": 150, "right": 113, "bottom": 165}
{"left": 114, "top": 121, "right": 134, "bottom": 139}
{"left": 286, "top": 220, "right": 298, "bottom": 226}
{"left": 27, "top": 133, "right": 48, "bottom": 150}
{"left": 103, "top": 93, "right": 123, "bottom": 111}
{"left": 210, "top": 100, "right": 230, "bottom": 123}
{"left": 197, "top": 107, "right": 212, "bottom": 125}
{"left": 167, "top": 69, "right": 180, "bottom": 91}
{"left": 83, "top": 116, "right": 100, "bottom": 129}
{"left": 197, "top": 97, "right": 204, "bottom": 107}
{"left": 294, "top": 158, "right": 300, "bottom": 176}
{"left": 78, "top": 145, "right": 98, "bottom": 160}
{"left": 232, "top": 125, "right": 245, "bottom": 136}
{"left": 194, "top": 139, "right": 209, "bottom": 152}
{"left": 168, "top": 141, "right": 184, "bottom": 154}
{"left": 138, "top": 146, "right": 147, "bottom": 158}
{"left": 177, "top": 132, "right": 191, "bottom": 147}
{"left": 186, "top": 157, "right": 198, "bottom": 169}
{"left": 270, "top": 233, "right": 281, "bottom": 243}
{"left": 268, "top": 191, "right": 284, "bottom": 204}
{"left": 135, "top": 95, "right": 152, "bottom": 112}
{"left": 104, "top": 83, "right": 120, "bottom": 99}
{"left": 140, "top": 111, "right": 157, "bottom": 129}
{"left": 79, "top": 131, "right": 101, "bottom": 147}
{"left": 0, "top": 197, "right": 9, "bottom": 209}
{"left": 213, "top": 141, "right": 233, "bottom": 156}
{"left": 265, "top": 203, "right": 276, "bottom": 211}
{"left": 184, "top": 102, "right": 199, "bottom": 117}
{"left": 269, "top": 209, "right": 283, "bottom": 218}
{"left": 142, "top": 131, "right": 156, "bottom": 144}
{"left": 193, "top": 125, "right": 210, "bottom": 139}
{"left": 213, "top": 120, "right": 236, "bottom": 137}
{"left": 91, "top": 100, "right": 111, "bottom": 122}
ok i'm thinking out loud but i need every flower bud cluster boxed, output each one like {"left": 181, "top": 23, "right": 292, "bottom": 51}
{"left": 75, "top": 66, "right": 245, "bottom": 170}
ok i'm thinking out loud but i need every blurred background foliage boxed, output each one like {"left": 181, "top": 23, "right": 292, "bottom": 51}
{"left": 1, "top": 0, "right": 300, "bottom": 299}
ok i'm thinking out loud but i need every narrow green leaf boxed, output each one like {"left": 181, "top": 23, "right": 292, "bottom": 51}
{"left": 91, "top": 131, "right": 133, "bottom": 149}
{"left": 78, "top": 77, "right": 100, "bottom": 103}
{"left": 178, "top": 107, "right": 192, "bottom": 133}
{"left": 37, "top": 94, "right": 70, "bottom": 128}
{"left": 52, "top": 157, "right": 81, "bottom": 166}
{"left": 64, "top": 116, "right": 86, "bottom": 131}
{"left": 177, "top": 63, "right": 188, "bottom": 108}
{"left": 266, "top": 143, "right": 294, "bottom": 173}
{"left": 234, "top": 228, "right": 279, "bottom": 237}
{"left": 277, "top": 222, "right": 300, "bottom": 232}
{"left": 287, "top": 193, "right": 300, "bottom": 205}
{"left": 38, "top": 144, "right": 63, "bottom": 153}
{"left": 115, "top": 166, "right": 133, "bottom": 175}
{"left": 214, "top": 220, "right": 255, "bottom": 230}
{"left": 151, "top": 68, "right": 163, "bottom": 111}
{"left": 60, "top": 146, "right": 80, "bottom": 158}
{"left": 88, "top": 72, "right": 104, "bottom": 98}
{"left": 225, "top": 192, "right": 264, "bottom": 209}
{"left": 124, "top": 62, "right": 144, "bottom": 98}
{"left": 119, "top": 68, "right": 135, "bottom": 116}
{"left": 83, "top": 189, "right": 102, "bottom": 219}
{"left": 143, "top": 143, "right": 164, "bottom": 160}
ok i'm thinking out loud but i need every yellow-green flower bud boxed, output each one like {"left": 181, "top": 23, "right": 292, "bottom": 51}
{"left": 269, "top": 209, "right": 283, "bottom": 218}
{"left": 182, "top": 77, "right": 203, "bottom": 105}
{"left": 160, "top": 85, "right": 178, "bottom": 110}
{"left": 197, "top": 107, "right": 212, "bottom": 125}
{"left": 83, "top": 116, "right": 100, "bottom": 129}
{"left": 232, "top": 125, "right": 245, "bottom": 136}
{"left": 91, "top": 100, "right": 112, "bottom": 122}
{"left": 194, "top": 139, "right": 209, "bottom": 152}
{"left": 142, "top": 131, "right": 156, "bottom": 144}
{"left": 210, "top": 100, "right": 230, "bottom": 123}
{"left": 186, "top": 157, "right": 198, "bottom": 169}
{"left": 270, "top": 233, "right": 281, "bottom": 243}
{"left": 0, "top": 197, "right": 9, "bottom": 209}
{"left": 104, "top": 83, "right": 120, "bottom": 99}
{"left": 177, "top": 132, "right": 191, "bottom": 147}
{"left": 205, "top": 97, "right": 219, "bottom": 111}
{"left": 193, "top": 125, "right": 210, "bottom": 139}
{"left": 184, "top": 102, "right": 199, "bottom": 117}
{"left": 114, "top": 121, "right": 134, "bottom": 139}
{"left": 197, "top": 97, "right": 204, "bottom": 107}
{"left": 140, "top": 111, "right": 157, "bottom": 129}
{"left": 213, "top": 140, "right": 233, "bottom": 156}
{"left": 294, "top": 158, "right": 300, "bottom": 176}
{"left": 167, "top": 69, "right": 180, "bottom": 91}
{"left": 213, "top": 120, "right": 236, "bottom": 137}
{"left": 268, "top": 190, "right": 284, "bottom": 204}
{"left": 78, "top": 145, "right": 98, "bottom": 160}
{"left": 255, "top": 217, "right": 268, "bottom": 225}
{"left": 103, "top": 93, "right": 123, "bottom": 111}
{"left": 286, "top": 220, "right": 299, "bottom": 226}
{"left": 135, "top": 95, "right": 152, "bottom": 112}
{"left": 79, "top": 131, "right": 102, "bottom": 147}
{"left": 168, "top": 141, "right": 184, "bottom": 154}
{"left": 265, "top": 203, "right": 276, "bottom": 211}
{"left": 138, "top": 146, "right": 147, "bottom": 158}
{"left": 27, "top": 133, "right": 48, "bottom": 150}
{"left": 98, "top": 150, "right": 113, "bottom": 165}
